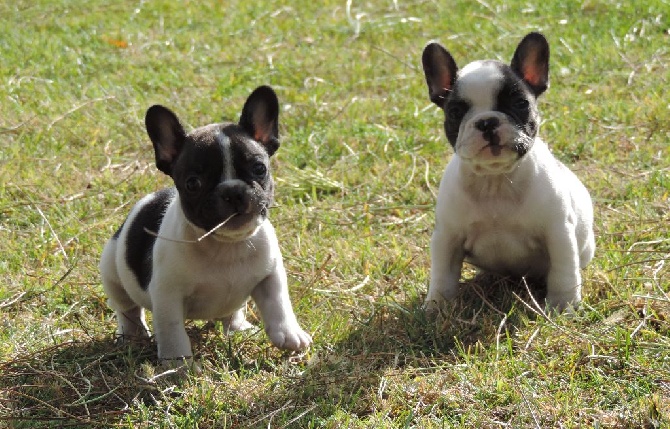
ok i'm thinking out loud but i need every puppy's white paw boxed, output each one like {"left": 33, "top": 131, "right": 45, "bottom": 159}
{"left": 423, "top": 297, "right": 442, "bottom": 316}
{"left": 267, "top": 323, "right": 312, "bottom": 351}
{"left": 116, "top": 316, "right": 150, "bottom": 339}
{"left": 545, "top": 291, "right": 580, "bottom": 314}
{"left": 424, "top": 286, "right": 459, "bottom": 312}
{"left": 222, "top": 315, "right": 254, "bottom": 333}
{"left": 229, "top": 319, "right": 254, "bottom": 332}
{"left": 115, "top": 332, "right": 150, "bottom": 345}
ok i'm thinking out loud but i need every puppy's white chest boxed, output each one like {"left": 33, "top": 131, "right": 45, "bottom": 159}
{"left": 183, "top": 255, "right": 272, "bottom": 319}
{"left": 463, "top": 220, "right": 547, "bottom": 277}
{"left": 438, "top": 155, "right": 551, "bottom": 278}
{"left": 152, "top": 220, "right": 279, "bottom": 320}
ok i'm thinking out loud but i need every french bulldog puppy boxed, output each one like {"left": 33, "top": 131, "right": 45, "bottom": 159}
{"left": 421, "top": 33, "right": 595, "bottom": 312}
{"left": 99, "top": 86, "right": 312, "bottom": 364}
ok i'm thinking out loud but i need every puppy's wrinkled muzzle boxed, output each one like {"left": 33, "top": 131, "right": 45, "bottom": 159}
{"left": 205, "top": 181, "right": 269, "bottom": 241}
{"left": 456, "top": 114, "right": 533, "bottom": 175}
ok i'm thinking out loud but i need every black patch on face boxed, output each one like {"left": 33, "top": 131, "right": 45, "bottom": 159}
{"left": 123, "top": 187, "right": 176, "bottom": 290}
{"left": 495, "top": 66, "right": 539, "bottom": 143}
{"left": 228, "top": 125, "right": 274, "bottom": 197}
{"left": 172, "top": 124, "right": 274, "bottom": 233}
{"left": 443, "top": 92, "right": 469, "bottom": 147}
{"left": 171, "top": 129, "right": 224, "bottom": 232}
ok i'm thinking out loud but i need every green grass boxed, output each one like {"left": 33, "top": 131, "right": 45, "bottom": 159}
{"left": 1, "top": 0, "right": 669, "bottom": 427}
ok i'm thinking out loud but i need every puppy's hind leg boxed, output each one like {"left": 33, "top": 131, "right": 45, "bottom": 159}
{"left": 103, "top": 278, "right": 150, "bottom": 340}
{"left": 579, "top": 229, "right": 596, "bottom": 269}
{"left": 114, "top": 304, "right": 150, "bottom": 340}
{"left": 100, "top": 242, "right": 150, "bottom": 340}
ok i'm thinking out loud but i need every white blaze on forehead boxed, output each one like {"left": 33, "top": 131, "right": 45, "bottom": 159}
{"left": 457, "top": 61, "right": 503, "bottom": 109}
{"left": 216, "top": 131, "right": 234, "bottom": 181}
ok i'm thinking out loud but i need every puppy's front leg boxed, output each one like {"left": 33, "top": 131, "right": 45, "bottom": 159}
{"left": 151, "top": 291, "right": 193, "bottom": 361}
{"left": 545, "top": 224, "right": 582, "bottom": 312}
{"left": 426, "top": 227, "right": 464, "bottom": 309}
{"left": 252, "top": 263, "right": 312, "bottom": 351}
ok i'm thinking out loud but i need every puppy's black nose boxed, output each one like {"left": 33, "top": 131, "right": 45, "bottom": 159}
{"left": 474, "top": 117, "right": 500, "bottom": 133}
{"left": 218, "top": 183, "right": 249, "bottom": 213}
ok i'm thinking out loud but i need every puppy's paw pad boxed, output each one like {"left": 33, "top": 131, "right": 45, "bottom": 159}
{"left": 268, "top": 326, "right": 312, "bottom": 352}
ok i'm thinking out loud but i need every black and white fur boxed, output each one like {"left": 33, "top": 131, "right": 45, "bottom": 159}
{"left": 100, "top": 86, "right": 311, "bottom": 363}
{"left": 421, "top": 33, "right": 595, "bottom": 311}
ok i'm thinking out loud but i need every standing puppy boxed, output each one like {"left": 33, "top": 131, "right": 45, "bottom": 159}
{"left": 421, "top": 33, "right": 595, "bottom": 312}
{"left": 100, "top": 86, "right": 312, "bottom": 364}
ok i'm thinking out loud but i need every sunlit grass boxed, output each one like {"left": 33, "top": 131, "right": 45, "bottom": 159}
{"left": 1, "top": 0, "right": 669, "bottom": 427}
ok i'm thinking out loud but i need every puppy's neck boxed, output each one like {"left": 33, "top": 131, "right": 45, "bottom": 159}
{"left": 457, "top": 153, "right": 533, "bottom": 202}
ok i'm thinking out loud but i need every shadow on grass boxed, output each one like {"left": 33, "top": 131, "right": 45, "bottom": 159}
{"left": 0, "top": 277, "right": 548, "bottom": 427}
{"left": 0, "top": 337, "right": 158, "bottom": 428}
{"left": 0, "top": 320, "right": 308, "bottom": 428}
{"left": 243, "top": 274, "right": 548, "bottom": 426}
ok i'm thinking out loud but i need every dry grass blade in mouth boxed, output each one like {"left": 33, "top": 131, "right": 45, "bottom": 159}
{"left": 195, "top": 212, "right": 239, "bottom": 241}
{"left": 143, "top": 213, "right": 238, "bottom": 243}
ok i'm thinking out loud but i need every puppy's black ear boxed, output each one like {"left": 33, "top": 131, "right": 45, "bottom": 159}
{"left": 239, "top": 85, "right": 280, "bottom": 156}
{"left": 145, "top": 105, "right": 186, "bottom": 176}
{"left": 422, "top": 42, "right": 458, "bottom": 107}
{"left": 511, "top": 32, "right": 550, "bottom": 97}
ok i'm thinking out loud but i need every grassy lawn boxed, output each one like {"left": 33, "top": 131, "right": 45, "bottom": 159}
{"left": 1, "top": 0, "right": 669, "bottom": 427}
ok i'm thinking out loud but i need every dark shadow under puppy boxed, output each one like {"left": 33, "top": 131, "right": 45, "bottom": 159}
{"left": 436, "top": 270, "right": 548, "bottom": 316}
{"left": 419, "top": 269, "right": 550, "bottom": 350}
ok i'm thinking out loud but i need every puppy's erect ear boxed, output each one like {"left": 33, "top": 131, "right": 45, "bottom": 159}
{"left": 422, "top": 42, "right": 458, "bottom": 107}
{"left": 239, "top": 85, "right": 280, "bottom": 156}
{"left": 511, "top": 32, "right": 550, "bottom": 97}
{"left": 145, "top": 105, "right": 186, "bottom": 176}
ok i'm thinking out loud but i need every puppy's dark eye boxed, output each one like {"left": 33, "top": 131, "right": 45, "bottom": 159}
{"left": 185, "top": 176, "right": 202, "bottom": 193}
{"left": 447, "top": 102, "right": 468, "bottom": 121}
{"left": 251, "top": 162, "right": 267, "bottom": 178}
{"left": 513, "top": 97, "right": 530, "bottom": 110}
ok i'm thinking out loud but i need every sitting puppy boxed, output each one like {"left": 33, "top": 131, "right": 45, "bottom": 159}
{"left": 421, "top": 33, "right": 595, "bottom": 312}
{"left": 100, "top": 86, "right": 312, "bottom": 364}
